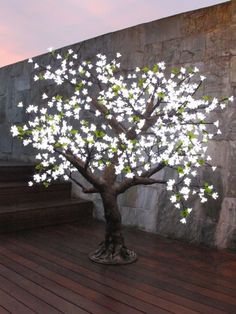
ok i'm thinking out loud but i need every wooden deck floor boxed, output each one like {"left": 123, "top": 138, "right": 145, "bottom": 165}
{"left": 0, "top": 220, "right": 236, "bottom": 314}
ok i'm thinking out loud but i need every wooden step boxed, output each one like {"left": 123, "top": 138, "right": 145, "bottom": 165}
{"left": 0, "top": 162, "right": 35, "bottom": 183}
{"left": 0, "top": 161, "right": 94, "bottom": 233}
{"left": 0, "top": 199, "right": 93, "bottom": 233}
{"left": 0, "top": 181, "right": 72, "bottom": 205}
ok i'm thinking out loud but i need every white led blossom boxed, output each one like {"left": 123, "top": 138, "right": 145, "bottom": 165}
{"left": 11, "top": 49, "right": 234, "bottom": 264}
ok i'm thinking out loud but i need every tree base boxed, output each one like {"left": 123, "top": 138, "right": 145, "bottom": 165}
{"left": 88, "top": 241, "right": 137, "bottom": 265}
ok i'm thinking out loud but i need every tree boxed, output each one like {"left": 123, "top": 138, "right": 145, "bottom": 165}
{"left": 11, "top": 48, "right": 233, "bottom": 264}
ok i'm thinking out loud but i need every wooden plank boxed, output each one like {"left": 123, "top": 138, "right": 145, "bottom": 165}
{"left": 0, "top": 305, "right": 11, "bottom": 314}
{"left": 1, "top": 221, "right": 236, "bottom": 314}
{"left": 0, "top": 243, "right": 168, "bottom": 314}
{"left": 4, "top": 228, "right": 231, "bottom": 313}
{"left": 0, "top": 289, "right": 35, "bottom": 314}
{"left": 0, "top": 273, "right": 61, "bottom": 314}
{"left": 26, "top": 224, "right": 236, "bottom": 313}
{"left": 0, "top": 263, "right": 88, "bottom": 314}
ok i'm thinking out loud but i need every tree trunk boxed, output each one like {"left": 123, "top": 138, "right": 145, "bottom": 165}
{"left": 89, "top": 189, "right": 137, "bottom": 264}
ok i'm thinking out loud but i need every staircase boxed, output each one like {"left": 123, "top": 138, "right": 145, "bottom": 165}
{"left": 0, "top": 161, "right": 93, "bottom": 233}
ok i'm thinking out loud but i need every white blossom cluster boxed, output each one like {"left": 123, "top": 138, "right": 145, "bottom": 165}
{"left": 11, "top": 49, "right": 234, "bottom": 221}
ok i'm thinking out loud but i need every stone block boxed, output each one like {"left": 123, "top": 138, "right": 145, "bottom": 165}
{"left": 215, "top": 197, "right": 236, "bottom": 248}
{"left": 201, "top": 168, "right": 223, "bottom": 222}
{"left": 226, "top": 141, "right": 236, "bottom": 197}
{"left": 206, "top": 28, "right": 231, "bottom": 58}
{"left": 14, "top": 74, "right": 30, "bottom": 92}
{"left": 0, "top": 96, "right": 6, "bottom": 124}
{"left": 144, "top": 14, "right": 182, "bottom": 45}
{"left": 120, "top": 185, "right": 159, "bottom": 211}
{"left": 230, "top": 56, "right": 236, "bottom": 85}
{"left": 180, "top": 34, "right": 206, "bottom": 63}
{"left": 0, "top": 124, "right": 12, "bottom": 153}
{"left": 143, "top": 42, "right": 163, "bottom": 65}
{"left": 231, "top": 0, "right": 236, "bottom": 24}
{"left": 0, "top": 68, "right": 8, "bottom": 96}
{"left": 162, "top": 38, "right": 182, "bottom": 65}
{"left": 181, "top": 3, "right": 231, "bottom": 36}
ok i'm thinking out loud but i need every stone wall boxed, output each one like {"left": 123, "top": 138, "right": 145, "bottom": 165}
{"left": 0, "top": 0, "right": 236, "bottom": 249}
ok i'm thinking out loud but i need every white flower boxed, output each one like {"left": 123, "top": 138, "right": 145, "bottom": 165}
{"left": 184, "top": 178, "right": 191, "bottom": 186}
{"left": 229, "top": 96, "right": 234, "bottom": 102}
{"left": 116, "top": 52, "right": 122, "bottom": 58}
{"left": 214, "top": 120, "right": 219, "bottom": 128}
{"left": 17, "top": 102, "right": 23, "bottom": 108}
{"left": 201, "top": 197, "right": 207, "bottom": 203}
{"left": 42, "top": 93, "right": 48, "bottom": 99}
{"left": 28, "top": 181, "right": 33, "bottom": 187}
{"left": 212, "top": 192, "right": 218, "bottom": 199}
{"left": 167, "top": 179, "right": 175, "bottom": 191}
{"left": 187, "top": 208, "right": 192, "bottom": 214}
{"left": 170, "top": 195, "right": 177, "bottom": 203}
{"left": 212, "top": 166, "right": 217, "bottom": 171}
{"left": 11, "top": 125, "right": 19, "bottom": 137}
{"left": 180, "top": 218, "right": 187, "bottom": 224}
{"left": 26, "top": 105, "right": 38, "bottom": 113}
{"left": 28, "top": 58, "right": 33, "bottom": 63}
{"left": 126, "top": 172, "right": 134, "bottom": 178}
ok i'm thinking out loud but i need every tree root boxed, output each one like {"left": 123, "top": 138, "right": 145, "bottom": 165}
{"left": 89, "top": 240, "right": 137, "bottom": 265}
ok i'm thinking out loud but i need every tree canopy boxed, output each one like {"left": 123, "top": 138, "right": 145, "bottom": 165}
{"left": 11, "top": 49, "right": 233, "bottom": 223}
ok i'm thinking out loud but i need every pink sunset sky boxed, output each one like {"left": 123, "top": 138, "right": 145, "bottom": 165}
{"left": 0, "top": 0, "right": 229, "bottom": 68}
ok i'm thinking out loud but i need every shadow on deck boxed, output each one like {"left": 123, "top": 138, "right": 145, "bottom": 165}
{"left": 0, "top": 219, "right": 236, "bottom": 314}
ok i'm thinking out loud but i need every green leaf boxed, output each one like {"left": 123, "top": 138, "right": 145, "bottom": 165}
{"left": 187, "top": 67, "right": 194, "bottom": 74}
{"left": 95, "top": 130, "right": 106, "bottom": 138}
{"left": 130, "top": 139, "right": 138, "bottom": 145}
{"left": 157, "top": 92, "right": 165, "bottom": 100}
{"left": 54, "top": 142, "right": 66, "bottom": 148}
{"left": 171, "top": 67, "right": 180, "bottom": 75}
{"left": 38, "top": 72, "right": 44, "bottom": 80}
{"left": 75, "top": 82, "right": 84, "bottom": 92}
{"left": 132, "top": 116, "right": 140, "bottom": 123}
{"left": 163, "top": 160, "right": 169, "bottom": 166}
{"left": 70, "top": 129, "right": 78, "bottom": 136}
{"left": 177, "top": 166, "right": 184, "bottom": 174}
{"left": 142, "top": 66, "right": 149, "bottom": 73}
{"left": 112, "top": 85, "right": 121, "bottom": 96}
{"left": 187, "top": 131, "right": 196, "bottom": 140}
{"left": 178, "top": 107, "right": 185, "bottom": 114}
{"left": 35, "top": 163, "right": 44, "bottom": 171}
{"left": 198, "top": 159, "right": 205, "bottom": 166}
{"left": 111, "top": 147, "right": 118, "bottom": 153}
{"left": 181, "top": 209, "right": 189, "bottom": 218}
{"left": 43, "top": 181, "right": 49, "bottom": 188}
{"left": 176, "top": 193, "right": 181, "bottom": 201}
{"left": 152, "top": 64, "right": 159, "bottom": 73}
{"left": 138, "top": 78, "right": 145, "bottom": 88}
{"left": 123, "top": 166, "right": 131, "bottom": 173}
{"left": 202, "top": 95, "right": 211, "bottom": 102}
{"left": 55, "top": 95, "right": 63, "bottom": 101}
{"left": 204, "top": 182, "right": 213, "bottom": 195}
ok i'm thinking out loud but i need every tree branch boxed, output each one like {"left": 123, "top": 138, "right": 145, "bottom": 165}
{"left": 116, "top": 176, "right": 166, "bottom": 195}
{"left": 91, "top": 100, "right": 127, "bottom": 135}
{"left": 141, "top": 162, "right": 165, "bottom": 178}
{"left": 54, "top": 148, "right": 104, "bottom": 189}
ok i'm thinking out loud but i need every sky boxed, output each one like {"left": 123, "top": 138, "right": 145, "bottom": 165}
{"left": 0, "top": 0, "right": 229, "bottom": 68}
